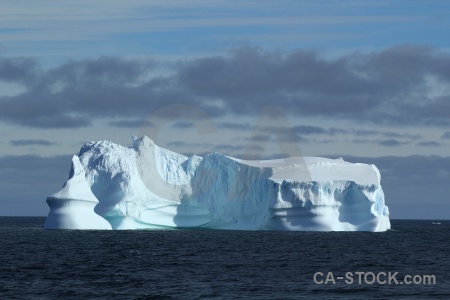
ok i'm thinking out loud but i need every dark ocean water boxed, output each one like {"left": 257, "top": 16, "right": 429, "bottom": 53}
{"left": 0, "top": 218, "right": 449, "bottom": 299}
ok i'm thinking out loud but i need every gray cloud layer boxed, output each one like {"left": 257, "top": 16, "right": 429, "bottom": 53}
{"left": 1, "top": 45, "right": 450, "bottom": 128}
{"left": 9, "top": 139, "right": 56, "bottom": 146}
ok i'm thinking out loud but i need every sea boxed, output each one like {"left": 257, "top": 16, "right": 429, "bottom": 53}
{"left": 0, "top": 218, "right": 448, "bottom": 299}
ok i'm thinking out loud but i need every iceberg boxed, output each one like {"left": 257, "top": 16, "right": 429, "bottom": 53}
{"left": 44, "top": 136, "right": 390, "bottom": 231}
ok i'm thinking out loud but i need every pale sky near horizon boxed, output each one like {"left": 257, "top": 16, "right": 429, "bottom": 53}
{"left": 1, "top": 0, "right": 450, "bottom": 218}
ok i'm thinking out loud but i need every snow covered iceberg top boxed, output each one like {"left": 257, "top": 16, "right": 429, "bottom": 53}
{"left": 44, "top": 136, "right": 390, "bottom": 231}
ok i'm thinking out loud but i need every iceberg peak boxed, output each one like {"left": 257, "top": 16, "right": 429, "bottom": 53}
{"left": 133, "top": 135, "right": 156, "bottom": 150}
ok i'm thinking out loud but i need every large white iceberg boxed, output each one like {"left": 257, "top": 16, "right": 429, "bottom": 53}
{"left": 44, "top": 136, "right": 390, "bottom": 231}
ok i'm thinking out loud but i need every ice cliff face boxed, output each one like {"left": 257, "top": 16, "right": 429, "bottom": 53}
{"left": 43, "top": 156, "right": 112, "bottom": 230}
{"left": 44, "top": 136, "right": 390, "bottom": 231}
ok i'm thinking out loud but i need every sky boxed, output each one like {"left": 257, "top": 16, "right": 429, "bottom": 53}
{"left": 1, "top": 0, "right": 450, "bottom": 219}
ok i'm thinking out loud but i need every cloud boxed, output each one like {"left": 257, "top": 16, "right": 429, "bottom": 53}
{"left": 293, "top": 126, "right": 421, "bottom": 140}
{"left": 0, "top": 56, "right": 179, "bottom": 128}
{"left": 9, "top": 139, "right": 56, "bottom": 146}
{"left": 222, "top": 122, "right": 423, "bottom": 148}
{"left": 378, "top": 139, "right": 410, "bottom": 147}
{"left": 108, "top": 119, "right": 154, "bottom": 128}
{"left": 292, "top": 125, "right": 327, "bottom": 135}
{"left": 353, "top": 130, "right": 421, "bottom": 140}
{"left": 1, "top": 45, "right": 450, "bottom": 128}
{"left": 216, "top": 122, "right": 253, "bottom": 131}
{"left": 0, "top": 56, "right": 38, "bottom": 83}
{"left": 21, "top": 115, "right": 92, "bottom": 128}
{"left": 214, "top": 143, "right": 264, "bottom": 153}
{"left": 417, "top": 141, "right": 442, "bottom": 147}
{"left": 166, "top": 141, "right": 207, "bottom": 148}
{"left": 177, "top": 45, "right": 450, "bottom": 125}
